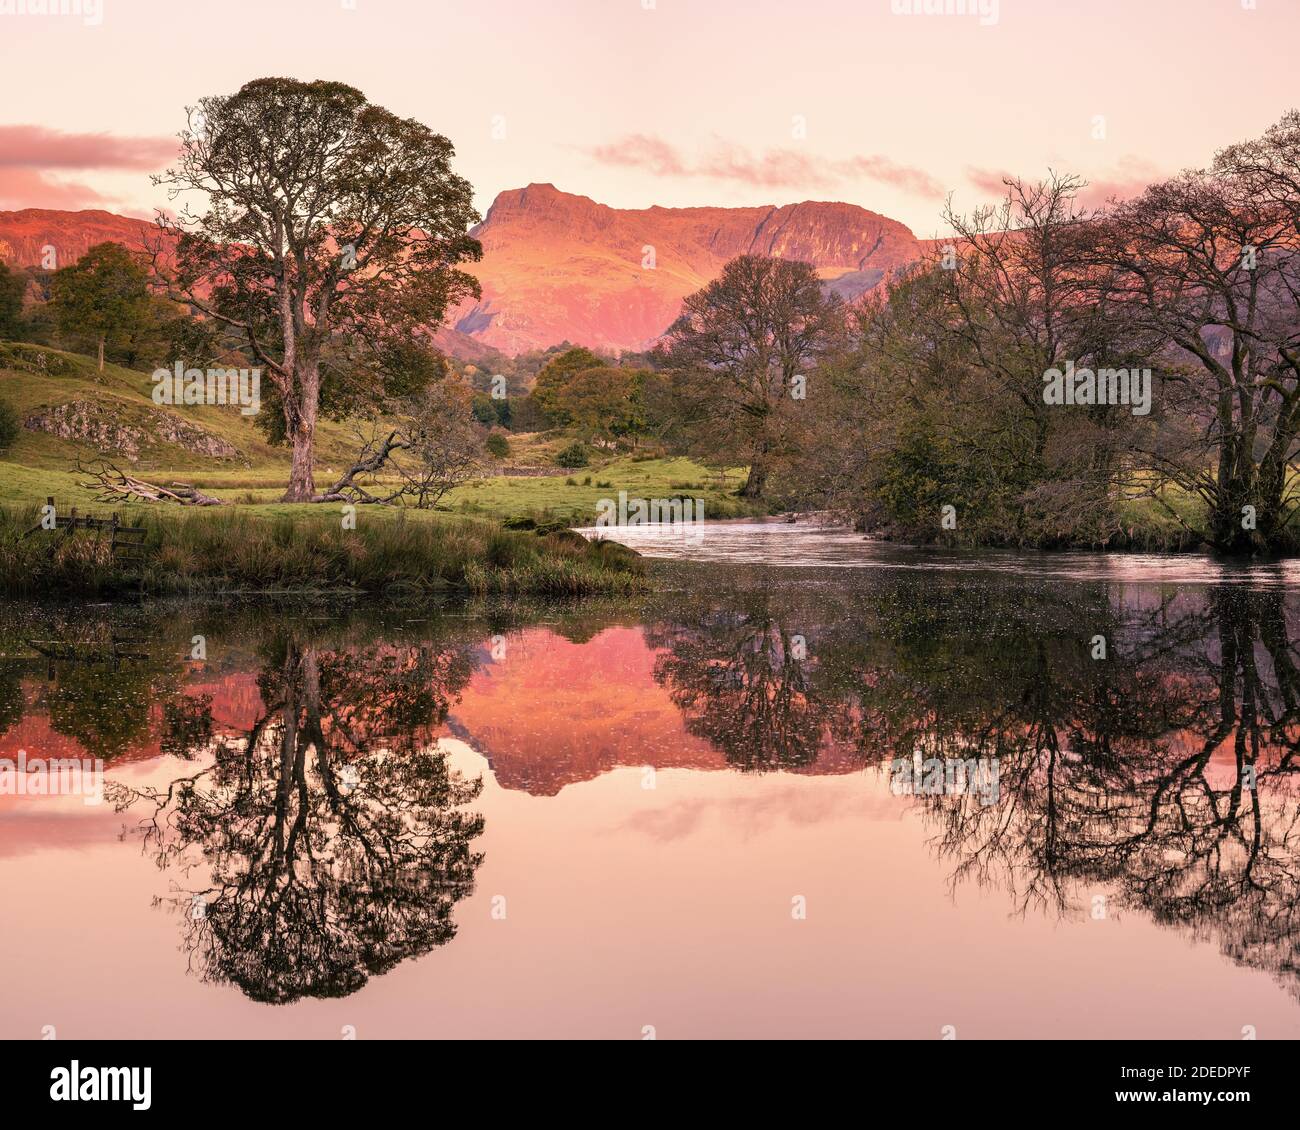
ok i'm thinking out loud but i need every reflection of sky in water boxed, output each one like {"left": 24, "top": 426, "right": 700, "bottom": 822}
{"left": 578, "top": 518, "right": 1300, "bottom": 587}
{"left": 3, "top": 532, "right": 1300, "bottom": 1037}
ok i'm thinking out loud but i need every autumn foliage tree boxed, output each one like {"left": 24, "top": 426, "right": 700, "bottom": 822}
{"left": 153, "top": 78, "right": 482, "bottom": 501}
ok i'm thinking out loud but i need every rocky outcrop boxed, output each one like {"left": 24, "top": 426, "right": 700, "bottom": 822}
{"left": 23, "top": 399, "right": 238, "bottom": 461}
{"left": 442, "top": 183, "right": 925, "bottom": 354}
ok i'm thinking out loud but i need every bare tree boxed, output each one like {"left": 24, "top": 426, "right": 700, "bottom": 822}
{"left": 393, "top": 378, "right": 487, "bottom": 508}
{"left": 1091, "top": 129, "right": 1300, "bottom": 553}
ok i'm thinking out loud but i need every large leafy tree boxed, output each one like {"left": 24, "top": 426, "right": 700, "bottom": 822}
{"left": 657, "top": 255, "right": 843, "bottom": 499}
{"left": 530, "top": 346, "right": 604, "bottom": 425}
{"left": 552, "top": 365, "right": 648, "bottom": 443}
{"left": 153, "top": 78, "right": 482, "bottom": 501}
{"left": 49, "top": 242, "right": 153, "bottom": 371}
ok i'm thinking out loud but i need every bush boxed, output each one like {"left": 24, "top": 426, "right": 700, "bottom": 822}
{"left": 485, "top": 432, "right": 510, "bottom": 459}
{"left": 555, "top": 441, "right": 590, "bottom": 469}
{"left": 0, "top": 396, "right": 18, "bottom": 453}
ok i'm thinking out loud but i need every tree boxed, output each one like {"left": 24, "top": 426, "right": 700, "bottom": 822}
{"left": 657, "top": 255, "right": 843, "bottom": 499}
{"left": 153, "top": 78, "right": 482, "bottom": 501}
{"left": 49, "top": 242, "right": 152, "bottom": 371}
{"left": 531, "top": 346, "right": 604, "bottom": 425}
{"left": 395, "top": 378, "right": 487, "bottom": 508}
{"left": 0, "top": 261, "right": 25, "bottom": 341}
{"left": 552, "top": 365, "right": 647, "bottom": 443}
{"left": 1091, "top": 114, "right": 1300, "bottom": 553}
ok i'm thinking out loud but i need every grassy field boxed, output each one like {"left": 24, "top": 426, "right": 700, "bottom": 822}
{"left": 0, "top": 342, "right": 669, "bottom": 595}
{"left": 0, "top": 342, "right": 759, "bottom": 526}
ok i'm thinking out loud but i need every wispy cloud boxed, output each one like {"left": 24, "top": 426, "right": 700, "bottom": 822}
{"left": 0, "top": 167, "right": 108, "bottom": 210}
{"left": 0, "top": 125, "right": 173, "bottom": 210}
{"left": 587, "top": 133, "right": 945, "bottom": 197}
{"left": 0, "top": 125, "right": 175, "bottom": 170}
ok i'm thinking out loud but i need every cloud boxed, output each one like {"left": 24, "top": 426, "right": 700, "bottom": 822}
{"left": 587, "top": 133, "right": 945, "bottom": 197}
{"left": 0, "top": 125, "right": 175, "bottom": 171}
{"left": 0, "top": 167, "right": 109, "bottom": 210}
{"left": 0, "top": 125, "right": 173, "bottom": 210}
{"left": 965, "top": 155, "right": 1165, "bottom": 210}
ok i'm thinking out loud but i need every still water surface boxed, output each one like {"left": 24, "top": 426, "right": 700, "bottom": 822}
{"left": 2, "top": 523, "right": 1298, "bottom": 1038}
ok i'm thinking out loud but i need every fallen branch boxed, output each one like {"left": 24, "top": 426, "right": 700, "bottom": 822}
{"left": 312, "top": 430, "right": 409, "bottom": 503}
{"left": 75, "top": 460, "right": 227, "bottom": 506}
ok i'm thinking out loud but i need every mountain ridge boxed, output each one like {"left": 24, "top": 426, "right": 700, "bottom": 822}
{"left": 0, "top": 186, "right": 928, "bottom": 356}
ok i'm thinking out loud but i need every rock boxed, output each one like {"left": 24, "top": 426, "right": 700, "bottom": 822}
{"left": 23, "top": 399, "right": 238, "bottom": 461}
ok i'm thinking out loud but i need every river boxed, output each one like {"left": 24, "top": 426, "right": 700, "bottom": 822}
{"left": 1, "top": 523, "right": 1297, "bottom": 1038}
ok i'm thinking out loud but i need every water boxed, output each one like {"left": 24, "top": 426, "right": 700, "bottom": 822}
{"left": 2, "top": 524, "right": 1299, "bottom": 1038}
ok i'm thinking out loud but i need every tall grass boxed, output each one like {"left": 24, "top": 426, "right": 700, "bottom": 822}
{"left": 0, "top": 504, "right": 645, "bottom": 597}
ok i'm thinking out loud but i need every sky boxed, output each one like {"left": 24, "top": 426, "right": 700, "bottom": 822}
{"left": 1, "top": 0, "right": 1297, "bottom": 237}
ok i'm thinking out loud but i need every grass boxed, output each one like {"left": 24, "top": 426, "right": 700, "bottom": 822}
{"left": 0, "top": 503, "right": 646, "bottom": 598}
{"left": 0, "top": 341, "right": 749, "bottom": 596}
{"left": 0, "top": 342, "right": 761, "bottom": 525}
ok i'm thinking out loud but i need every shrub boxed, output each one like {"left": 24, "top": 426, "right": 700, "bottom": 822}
{"left": 485, "top": 432, "right": 510, "bottom": 459}
{"left": 555, "top": 441, "right": 590, "bottom": 469}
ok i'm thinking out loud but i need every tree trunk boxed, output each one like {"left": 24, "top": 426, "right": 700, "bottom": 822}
{"left": 740, "top": 459, "right": 766, "bottom": 499}
{"left": 283, "top": 423, "right": 317, "bottom": 502}
{"left": 281, "top": 367, "right": 320, "bottom": 502}
{"left": 97, "top": 338, "right": 105, "bottom": 372}
{"left": 1208, "top": 469, "right": 1282, "bottom": 556}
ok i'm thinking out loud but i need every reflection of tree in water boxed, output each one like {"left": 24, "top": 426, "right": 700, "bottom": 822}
{"left": 113, "top": 634, "right": 484, "bottom": 1004}
{"left": 649, "top": 576, "right": 1300, "bottom": 996}
{"left": 644, "top": 583, "right": 855, "bottom": 770}
{"left": 865, "top": 586, "right": 1300, "bottom": 998}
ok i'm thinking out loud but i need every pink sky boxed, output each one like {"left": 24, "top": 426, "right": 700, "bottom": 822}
{"left": 1, "top": 0, "right": 1297, "bottom": 236}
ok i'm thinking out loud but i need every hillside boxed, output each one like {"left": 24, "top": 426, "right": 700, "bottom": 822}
{"left": 447, "top": 184, "right": 924, "bottom": 354}
{"left": 1, "top": 189, "right": 928, "bottom": 358}
{"left": 0, "top": 341, "right": 753, "bottom": 527}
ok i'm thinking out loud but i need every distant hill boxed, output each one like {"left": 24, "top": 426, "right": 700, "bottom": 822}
{"left": 0, "top": 188, "right": 931, "bottom": 357}
{"left": 0, "top": 208, "right": 157, "bottom": 272}
{"left": 448, "top": 183, "right": 925, "bottom": 354}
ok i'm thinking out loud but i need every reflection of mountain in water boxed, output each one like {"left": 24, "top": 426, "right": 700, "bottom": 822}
{"left": 4, "top": 573, "right": 1300, "bottom": 1002}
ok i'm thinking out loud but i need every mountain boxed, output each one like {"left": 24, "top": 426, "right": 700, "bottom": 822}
{"left": 0, "top": 208, "right": 157, "bottom": 272}
{"left": 450, "top": 184, "right": 924, "bottom": 354}
{"left": 0, "top": 188, "right": 928, "bottom": 356}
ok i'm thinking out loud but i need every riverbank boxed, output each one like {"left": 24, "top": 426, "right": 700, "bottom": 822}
{"left": 0, "top": 503, "right": 645, "bottom": 598}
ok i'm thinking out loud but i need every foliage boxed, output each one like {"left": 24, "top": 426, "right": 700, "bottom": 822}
{"left": 555, "top": 441, "right": 590, "bottom": 468}
{"left": 155, "top": 77, "right": 482, "bottom": 500}
{"left": 0, "top": 396, "right": 18, "bottom": 452}
{"left": 49, "top": 242, "right": 156, "bottom": 371}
